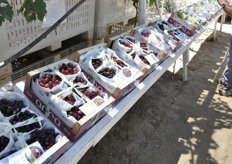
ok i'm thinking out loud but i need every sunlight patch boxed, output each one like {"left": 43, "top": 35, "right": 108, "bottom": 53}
{"left": 197, "top": 90, "right": 209, "bottom": 105}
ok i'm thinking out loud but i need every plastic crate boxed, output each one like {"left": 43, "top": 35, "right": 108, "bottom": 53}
{"left": 0, "top": 0, "right": 95, "bottom": 63}
{"left": 95, "top": 0, "right": 136, "bottom": 40}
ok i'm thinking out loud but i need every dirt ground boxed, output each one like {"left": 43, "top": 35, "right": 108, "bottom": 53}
{"left": 78, "top": 21, "right": 232, "bottom": 164}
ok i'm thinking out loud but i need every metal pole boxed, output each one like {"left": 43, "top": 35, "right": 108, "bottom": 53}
{"left": 138, "top": 0, "right": 146, "bottom": 25}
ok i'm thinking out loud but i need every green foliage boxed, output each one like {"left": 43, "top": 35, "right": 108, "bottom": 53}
{"left": 0, "top": 0, "right": 13, "bottom": 26}
{"left": 132, "top": 0, "right": 157, "bottom": 9}
{"left": 19, "top": 0, "right": 47, "bottom": 22}
{"left": 0, "top": 0, "right": 46, "bottom": 26}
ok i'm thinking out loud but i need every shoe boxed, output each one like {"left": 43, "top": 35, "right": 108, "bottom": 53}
{"left": 218, "top": 78, "right": 228, "bottom": 87}
{"left": 219, "top": 88, "right": 232, "bottom": 97}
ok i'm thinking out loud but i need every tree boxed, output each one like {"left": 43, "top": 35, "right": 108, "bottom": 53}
{"left": 0, "top": 0, "right": 46, "bottom": 26}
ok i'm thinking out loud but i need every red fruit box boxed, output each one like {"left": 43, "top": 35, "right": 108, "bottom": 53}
{"left": 24, "top": 58, "right": 115, "bottom": 142}
{"left": 78, "top": 44, "right": 144, "bottom": 99}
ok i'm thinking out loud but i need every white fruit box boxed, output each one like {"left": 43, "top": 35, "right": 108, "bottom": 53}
{"left": 24, "top": 58, "right": 115, "bottom": 142}
{"left": 107, "top": 34, "right": 159, "bottom": 79}
{"left": 167, "top": 0, "right": 221, "bottom": 37}
{"left": 0, "top": 91, "right": 69, "bottom": 164}
{"left": 167, "top": 11, "right": 199, "bottom": 37}
{"left": 130, "top": 25, "right": 169, "bottom": 62}
{"left": 78, "top": 44, "right": 144, "bottom": 99}
{"left": 148, "top": 19, "right": 187, "bottom": 44}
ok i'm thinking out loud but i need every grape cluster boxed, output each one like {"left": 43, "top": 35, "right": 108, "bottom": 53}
{"left": 73, "top": 76, "right": 87, "bottom": 85}
{"left": 98, "top": 68, "right": 116, "bottom": 79}
{"left": 131, "top": 52, "right": 136, "bottom": 59}
{"left": 139, "top": 56, "right": 150, "bottom": 65}
{"left": 92, "top": 59, "right": 103, "bottom": 69}
{"left": 112, "top": 56, "right": 126, "bottom": 68}
{"left": 38, "top": 74, "right": 61, "bottom": 89}
{"left": 27, "top": 128, "right": 59, "bottom": 150}
{"left": 78, "top": 88, "right": 99, "bottom": 100}
{"left": 63, "top": 94, "right": 76, "bottom": 105}
{"left": 141, "top": 30, "right": 151, "bottom": 38}
{"left": 59, "top": 63, "right": 78, "bottom": 75}
{"left": 158, "top": 23, "right": 165, "bottom": 31}
{"left": 10, "top": 110, "right": 37, "bottom": 125}
{"left": 0, "top": 99, "right": 25, "bottom": 117}
{"left": 0, "top": 136, "right": 9, "bottom": 152}
{"left": 15, "top": 122, "right": 41, "bottom": 133}
{"left": 140, "top": 43, "right": 147, "bottom": 48}
{"left": 125, "top": 37, "right": 137, "bottom": 44}
{"left": 161, "top": 21, "right": 170, "bottom": 27}
{"left": 67, "top": 106, "right": 85, "bottom": 121}
{"left": 119, "top": 40, "right": 132, "bottom": 48}
{"left": 168, "top": 30, "right": 180, "bottom": 41}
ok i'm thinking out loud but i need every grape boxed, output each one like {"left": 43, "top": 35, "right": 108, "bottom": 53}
{"left": 140, "top": 43, "right": 147, "bottom": 48}
{"left": 158, "top": 23, "right": 165, "bottom": 31}
{"left": 58, "top": 63, "right": 78, "bottom": 75}
{"left": 111, "top": 57, "right": 126, "bottom": 67}
{"left": 98, "top": 68, "right": 116, "bottom": 79}
{"left": 26, "top": 128, "right": 59, "bottom": 150}
{"left": 141, "top": 30, "right": 151, "bottom": 38}
{"left": 125, "top": 36, "right": 137, "bottom": 43}
{"left": 139, "top": 56, "right": 150, "bottom": 65}
{"left": 15, "top": 122, "right": 41, "bottom": 133}
{"left": 92, "top": 59, "right": 103, "bottom": 70}
{"left": 10, "top": 110, "right": 37, "bottom": 125}
{"left": 168, "top": 30, "right": 180, "bottom": 41}
{"left": 0, "top": 99, "right": 25, "bottom": 117}
{"left": 119, "top": 40, "right": 132, "bottom": 48}
{"left": 63, "top": 94, "right": 76, "bottom": 105}
{"left": 67, "top": 106, "right": 85, "bottom": 121}
{"left": 0, "top": 136, "right": 9, "bottom": 152}
{"left": 38, "top": 74, "right": 61, "bottom": 89}
{"left": 78, "top": 88, "right": 99, "bottom": 99}
{"left": 73, "top": 76, "right": 87, "bottom": 85}
{"left": 131, "top": 52, "right": 136, "bottom": 59}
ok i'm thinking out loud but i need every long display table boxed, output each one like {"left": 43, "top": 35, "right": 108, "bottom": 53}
{"left": 13, "top": 9, "right": 224, "bottom": 164}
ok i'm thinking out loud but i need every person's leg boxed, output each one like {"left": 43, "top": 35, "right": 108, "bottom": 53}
{"left": 219, "top": 35, "right": 232, "bottom": 96}
{"left": 227, "top": 45, "right": 232, "bottom": 89}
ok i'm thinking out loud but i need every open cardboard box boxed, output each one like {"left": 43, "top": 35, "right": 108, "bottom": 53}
{"left": 167, "top": 12, "right": 198, "bottom": 37}
{"left": 24, "top": 56, "right": 115, "bottom": 142}
{"left": 130, "top": 25, "right": 169, "bottom": 62}
{"left": 106, "top": 34, "right": 160, "bottom": 82}
{"left": 78, "top": 43, "right": 144, "bottom": 99}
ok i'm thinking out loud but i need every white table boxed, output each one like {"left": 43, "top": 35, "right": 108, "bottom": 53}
{"left": 54, "top": 9, "right": 224, "bottom": 164}
{"left": 14, "top": 9, "right": 224, "bottom": 164}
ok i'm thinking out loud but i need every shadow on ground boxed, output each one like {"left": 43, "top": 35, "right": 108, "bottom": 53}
{"left": 78, "top": 30, "right": 232, "bottom": 164}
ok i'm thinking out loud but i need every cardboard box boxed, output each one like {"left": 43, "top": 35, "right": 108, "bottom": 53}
{"left": 168, "top": 12, "right": 198, "bottom": 37}
{"left": 78, "top": 45, "right": 144, "bottom": 99}
{"left": 24, "top": 58, "right": 115, "bottom": 142}
{"left": 107, "top": 35, "right": 159, "bottom": 81}
{"left": 130, "top": 26, "right": 170, "bottom": 61}
{"left": 148, "top": 19, "right": 186, "bottom": 44}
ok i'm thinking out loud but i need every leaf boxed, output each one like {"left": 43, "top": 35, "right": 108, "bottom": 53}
{"left": 0, "top": 0, "right": 9, "bottom": 4}
{"left": 33, "top": 0, "right": 47, "bottom": 21}
{"left": 18, "top": 0, "right": 30, "bottom": 13}
{"left": 149, "top": 0, "right": 156, "bottom": 6}
{"left": 19, "top": 0, "right": 47, "bottom": 22}
{"left": 0, "top": 16, "right": 4, "bottom": 26}
{"left": 0, "top": 0, "right": 13, "bottom": 22}
{"left": 24, "top": 7, "right": 36, "bottom": 22}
